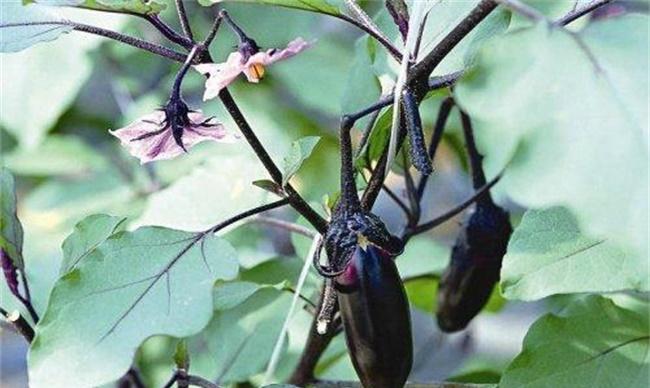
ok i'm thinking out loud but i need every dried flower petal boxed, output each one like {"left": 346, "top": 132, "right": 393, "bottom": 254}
{"left": 110, "top": 110, "right": 235, "bottom": 164}
{"left": 195, "top": 37, "right": 312, "bottom": 100}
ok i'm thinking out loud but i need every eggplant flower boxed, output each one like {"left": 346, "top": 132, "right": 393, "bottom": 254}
{"left": 110, "top": 99, "right": 235, "bottom": 164}
{"left": 195, "top": 37, "right": 312, "bottom": 100}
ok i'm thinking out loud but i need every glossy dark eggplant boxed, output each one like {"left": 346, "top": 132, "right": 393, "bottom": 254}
{"left": 335, "top": 245, "right": 412, "bottom": 388}
{"left": 436, "top": 201, "right": 512, "bottom": 332}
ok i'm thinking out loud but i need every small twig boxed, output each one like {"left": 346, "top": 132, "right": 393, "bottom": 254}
{"left": 174, "top": 0, "right": 195, "bottom": 41}
{"left": 555, "top": 0, "right": 614, "bottom": 25}
{"left": 382, "top": 183, "right": 412, "bottom": 219}
{"left": 459, "top": 111, "right": 488, "bottom": 190}
{"left": 404, "top": 172, "right": 503, "bottom": 238}
{"left": 162, "top": 373, "right": 178, "bottom": 388}
{"left": 18, "top": 271, "right": 39, "bottom": 323}
{"left": 206, "top": 199, "right": 290, "bottom": 235}
{"left": 0, "top": 21, "right": 187, "bottom": 62}
{"left": 494, "top": 0, "right": 547, "bottom": 22}
{"left": 143, "top": 15, "right": 193, "bottom": 49}
{"left": 283, "top": 286, "right": 318, "bottom": 309}
{"left": 201, "top": 12, "right": 224, "bottom": 48}
{"left": 0, "top": 307, "right": 34, "bottom": 343}
{"left": 187, "top": 375, "right": 221, "bottom": 388}
{"left": 250, "top": 216, "right": 317, "bottom": 238}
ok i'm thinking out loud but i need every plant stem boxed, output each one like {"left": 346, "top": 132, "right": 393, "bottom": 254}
{"left": 287, "top": 284, "right": 340, "bottom": 386}
{"left": 339, "top": 116, "right": 362, "bottom": 212}
{"left": 0, "top": 307, "right": 34, "bottom": 342}
{"left": 205, "top": 199, "right": 290, "bottom": 235}
{"left": 218, "top": 89, "right": 329, "bottom": 233}
{"left": 0, "top": 21, "right": 188, "bottom": 62}
{"left": 403, "top": 172, "right": 503, "bottom": 238}
{"left": 187, "top": 375, "right": 221, "bottom": 388}
{"left": 459, "top": 111, "right": 488, "bottom": 190}
{"left": 201, "top": 13, "right": 224, "bottom": 48}
{"left": 143, "top": 15, "right": 194, "bottom": 49}
{"left": 175, "top": 0, "right": 195, "bottom": 41}
{"left": 555, "top": 0, "right": 614, "bottom": 25}
{"left": 17, "top": 271, "right": 39, "bottom": 323}
{"left": 250, "top": 216, "right": 317, "bottom": 238}
{"left": 494, "top": 0, "right": 547, "bottom": 22}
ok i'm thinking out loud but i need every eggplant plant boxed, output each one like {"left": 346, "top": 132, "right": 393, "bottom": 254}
{"left": 0, "top": 1, "right": 648, "bottom": 388}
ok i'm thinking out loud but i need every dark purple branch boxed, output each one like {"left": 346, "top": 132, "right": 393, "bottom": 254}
{"left": 0, "top": 306, "right": 34, "bottom": 342}
{"left": 556, "top": 0, "right": 614, "bottom": 25}
{"left": 174, "top": 0, "right": 195, "bottom": 41}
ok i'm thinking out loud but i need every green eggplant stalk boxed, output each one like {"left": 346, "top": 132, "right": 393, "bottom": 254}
{"left": 336, "top": 244, "right": 412, "bottom": 388}
{"left": 436, "top": 200, "right": 512, "bottom": 332}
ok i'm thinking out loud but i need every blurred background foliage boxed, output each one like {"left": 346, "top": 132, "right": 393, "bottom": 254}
{"left": 1, "top": 1, "right": 646, "bottom": 387}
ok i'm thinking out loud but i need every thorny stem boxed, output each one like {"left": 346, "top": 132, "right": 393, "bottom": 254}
{"left": 339, "top": 116, "right": 362, "bottom": 212}
{"left": 175, "top": 0, "right": 195, "bottom": 41}
{"left": 218, "top": 89, "right": 329, "bottom": 233}
{"left": 0, "top": 307, "right": 34, "bottom": 342}
{"left": 555, "top": 0, "right": 614, "bottom": 25}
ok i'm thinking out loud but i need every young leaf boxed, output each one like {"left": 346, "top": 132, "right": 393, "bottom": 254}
{"left": 500, "top": 295, "right": 649, "bottom": 388}
{"left": 198, "top": 0, "right": 342, "bottom": 17}
{"left": 59, "top": 214, "right": 126, "bottom": 274}
{"left": 253, "top": 179, "right": 285, "bottom": 197}
{"left": 0, "top": 1, "right": 72, "bottom": 53}
{"left": 454, "top": 16, "right": 649, "bottom": 261}
{"left": 501, "top": 207, "right": 648, "bottom": 301}
{"left": 0, "top": 168, "right": 24, "bottom": 271}
{"left": 28, "top": 227, "right": 239, "bottom": 388}
{"left": 281, "top": 136, "right": 321, "bottom": 187}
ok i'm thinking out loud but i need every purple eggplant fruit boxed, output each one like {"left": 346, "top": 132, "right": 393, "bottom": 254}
{"left": 335, "top": 244, "right": 412, "bottom": 388}
{"left": 436, "top": 201, "right": 512, "bottom": 332}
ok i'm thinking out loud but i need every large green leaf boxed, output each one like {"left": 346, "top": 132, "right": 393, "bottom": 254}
{"left": 0, "top": 168, "right": 24, "bottom": 270}
{"left": 28, "top": 227, "right": 239, "bottom": 388}
{"left": 281, "top": 136, "right": 321, "bottom": 187}
{"left": 500, "top": 295, "right": 649, "bottom": 388}
{"left": 0, "top": 1, "right": 72, "bottom": 52}
{"left": 454, "top": 16, "right": 649, "bottom": 261}
{"left": 501, "top": 207, "right": 648, "bottom": 301}
{"left": 59, "top": 214, "right": 126, "bottom": 274}
{"left": 199, "top": 0, "right": 342, "bottom": 17}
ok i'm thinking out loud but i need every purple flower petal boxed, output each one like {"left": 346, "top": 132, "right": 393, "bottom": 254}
{"left": 195, "top": 37, "right": 313, "bottom": 100}
{"left": 110, "top": 110, "right": 235, "bottom": 164}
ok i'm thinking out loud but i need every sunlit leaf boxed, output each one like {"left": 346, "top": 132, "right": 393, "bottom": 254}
{"left": 28, "top": 227, "right": 239, "bottom": 388}
{"left": 501, "top": 207, "right": 648, "bottom": 301}
{"left": 59, "top": 214, "right": 126, "bottom": 274}
{"left": 199, "top": 0, "right": 342, "bottom": 17}
{"left": 454, "top": 16, "right": 649, "bottom": 261}
{"left": 500, "top": 295, "right": 650, "bottom": 388}
{"left": 281, "top": 136, "right": 321, "bottom": 187}
{"left": 0, "top": 1, "right": 72, "bottom": 53}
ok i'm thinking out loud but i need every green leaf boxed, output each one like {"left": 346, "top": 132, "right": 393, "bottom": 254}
{"left": 0, "top": 1, "right": 72, "bottom": 52}
{"left": 501, "top": 207, "right": 649, "bottom": 301}
{"left": 27, "top": 0, "right": 166, "bottom": 14}
{"left": 199, "top": 0, "right": 342, "bottom": 17}
{"left": 59, "top": 214, "right": 126, "bottom": 274}
{"left": 0, "top": 168, "right": 24, "bottom": 270}
{"left": 28, "top": 227, "right": 239, "bottom": 388}
{"left": 213, "top": 280, "right": 266, "bottom": 311}
{"left": 500, "top": 295, "right": 649, "bottom": 388}
{"left": 1, "top": 11, "right": 122, "bottom": 147}
{"left": 404, "top": 277, "right": 437, "bottom": 312}
{"left": 3, "top": 135, "right": 107, "bottom": 176}
{"left": 341, "top": 36, "right": 381, "bottom": 125}
{"left": 134, "top": 152, "right": 274, "bottom": 231}
{"left": 252, "top": 179, "right": 285, "bottom": 197}
{"left": 76, "top": 0, "right": 166, "bottom": 15}
{"left": 281, "top": 136, "right": 321, "bottom": 187}
{"left": 396, "top": 235, "right": 450, "bottom": 279}
{"left": 454, "top": 16, "right": 649, "bottom": 261}
{"left": 189, "top": 286, "right": 293, "bottom": 383}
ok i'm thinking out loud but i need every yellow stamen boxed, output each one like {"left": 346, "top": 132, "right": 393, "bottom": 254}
{"left": 250, "top": 63, "right": 266, "bottom": 81}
